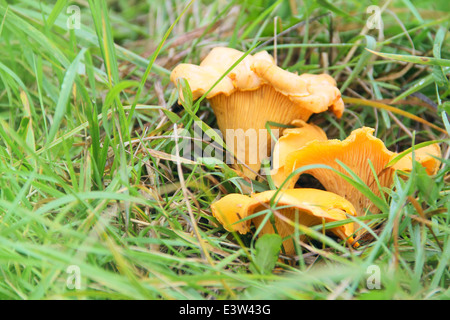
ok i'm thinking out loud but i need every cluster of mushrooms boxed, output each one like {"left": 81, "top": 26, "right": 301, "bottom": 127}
{"left": 170, "top": 47, "right": 441, "bottom": 256}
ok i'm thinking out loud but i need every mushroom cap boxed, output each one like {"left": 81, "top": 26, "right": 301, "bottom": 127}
{"left": 170, "top": 64, "right": 235, "bottom": 100}
{"left": 200, "top": 47, "right": 275, "bottom": 91}
{"left": 280, "top": 127, "right": 442, "bottom": 217}
{"left": 271, "top": 120, "right": 328, "bottom": 187}
{"left": 170, "top": 47, "right": 273, "bottom": 100}
{"left": 211, "top": 189, "right": 357, "bottom": 255}
{"left": 170, "top": 46, "right": 344, "bottom": 119}
{"left": 391, "top": 143, "right": 442, "bottom": 175}
{"left": 250, "top": 60, "right": 344, "bottom": 118}
{"left": 210, "top": 193, "right": 253, "bottom": 234}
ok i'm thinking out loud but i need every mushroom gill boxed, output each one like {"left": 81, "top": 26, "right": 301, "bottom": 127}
{"left": 170, "top": 47, "right": 344, "bottom": 179}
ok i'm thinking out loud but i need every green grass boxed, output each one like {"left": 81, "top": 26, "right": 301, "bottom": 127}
{"left": 0, "top": 0, "right": 449, "bottom": 300}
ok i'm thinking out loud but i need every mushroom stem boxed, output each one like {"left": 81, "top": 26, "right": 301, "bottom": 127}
{"left": 209, "top": 85, "right": 310, "bottom": 178}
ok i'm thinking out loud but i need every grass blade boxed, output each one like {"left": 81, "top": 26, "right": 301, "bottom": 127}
{"left": 47, "top": 48, "right": 86, "bottom": 143}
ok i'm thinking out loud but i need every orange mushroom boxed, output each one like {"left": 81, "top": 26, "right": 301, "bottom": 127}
{"left": 277, "top": 127, "right": 441, "bottom": 222}
{"left": 271, "top": 120, "right": 328, "bottom": 187}
{"left": 211, "top": 189, "right": 358, "bottom": 255}
{"left": 391, "top": 143, "right": 442, "bottom": 175}
{"left": 170, "top": 47, "right": 344, "bottom": 179}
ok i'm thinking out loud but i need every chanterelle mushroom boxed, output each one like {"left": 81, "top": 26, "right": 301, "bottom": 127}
{"left": 170, "top": 47, "right": 344, "bottom": 179}
{"left": 278, "top": 127, "right": 441, "bottom": 229}
{"left": 271, "top": 119, "right": 328, "bottom": 187}
{"left": 211, "top": 189, "right": 357, "bottom": 255}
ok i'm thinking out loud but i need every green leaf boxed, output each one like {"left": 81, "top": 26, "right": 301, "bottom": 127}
{"left": 88, "top": 0, "right": 120, "bottom": 86}
{"left": 340, "top": 35, "right": 376, "bottom": 92}
{"left": 17, "top": 117, "right": 31, "bottom": 142}
{"left": 239, "top": 0, "right": 283, "bottom": 41}
{"left": 442, "top": 111, "right": 450, "bottom": 137}
{"left": 432, "top": 27, "right": 449, "bottom": 87}
{"left": 250, "top": 234, "right": 282, "bottom": 275}
{"left": 316, "top": 0, "right": 365, "bottom": 23}
{"left": 367, "top": 49, "right": 450, "bottom": 67}
{"left": 177, "top": 78, "right": 194, "bottom": 112}
{"left": 392, "top": 73, "right": 435, "bottom": 103}
{"left": 415, "top": 163, "right": 439, "bottom": 205}
{"left": 45, "top": 0, "right": 68, "bottom": 30}
{"left": 197, "top": 157, "right": 223, "bottom": 171}
{"left": 47, "top": 48, "right": 86, "bottom": 143}
{"left": 161, "top": 109, "right": 181, "bottom": 123}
